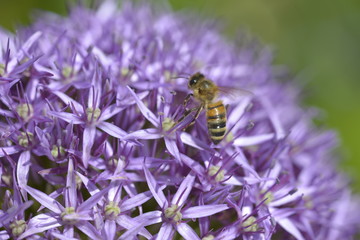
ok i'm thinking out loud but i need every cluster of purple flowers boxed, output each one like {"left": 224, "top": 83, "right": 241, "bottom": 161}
{"left": 0, "top": 1, "right": 359, "bottom": 239}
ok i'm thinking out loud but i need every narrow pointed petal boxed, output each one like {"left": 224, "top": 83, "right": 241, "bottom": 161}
{"left": 176, "top": 222, "right": 201, "bottom": 240}
{"left": 180, "top": 153, "right": 205, "bottom": 176}
{"left": 15, "top": 31, "right": 42, "bottom": 60}
{"left": 123, "top": 128, "right": 162, "bottom": 140}
{"left": 98, "top": 104, "right": 125, "bottom": 121}
{"left": 23, "top": 186, "right": 63, "bottom": 214}
{"left": 132, "top": 210, "right": 162, "bottom": 226}
{"left": 127, "top": 86, "right": 159, "bottom": 128}
{"left": 63, "top": 226, "right": 74, "bottom": 238}
{"left": 76, "top": 172, "right": 101, "bottom": 196}
{"left": 19, "top": 213, "right": 61, "bottom": 239}
{"left": 260, "top": 96, "right": 286, "bottom": 140}
{"left": 226, "top": 148, "right": 260, "bottom": 179}
{"left": 171, "top": 172, "right": 195, "bottom": 206}
{"left": 76, "top": 221, "right": 102, "bottom": 240}
{"left": 0, "top": 108, "right": 15, "bottom": 118}
{"left": 121, "top": 191, "right": 153, "bottom": 211}
{"left": 227, "top": 97, "right": 252, "bottom": 129}
{"left": 104, "top": 220, "right": 116, "bottom": 240}
{"left": 164, "top": 137, "right": 181, "bottom": 162}
{"left": 97, "top": 121, "right": 127, "bottom": 139}
{"left": 0, "top": 146, "right": 21, "bottom": 157}
{"left": 182, "top": 204, "right": 229, "bottom": 218}
{"left": 9, "top": 56, "right": 41, "bottom": 76}
{"left": 233, "top": 133, "right": 275, "bottom": 146}
{"left": 180, "top": 132, "right": 214, "bottom": 152}
{"left": 156, "top": 223, "right": 175, "bottom": 240}
{"left": 16, "top": 150, "right": 30, "bottom": 189}
{"left": 77, "top": 186, "right": 109, "bottom": 213}
{"left": 65, "top": 158, "right": 76, "bottom": 208}
{"left": 52, "top": 90, "right": 83, "bottom": 113}
{"left": 48, "top": 111, "right": 83, "bottom": 124}
{"left": 215, "top": 226, "right": 237, "bottom": 240}
{"left": 118, "top": 222, "right": 149, "bottom": 240}
{"left": 277, "top": 218, "right": 305, "bottom": 240}
{"left": 7, "top": 31, "right": 42, "bottom": 72}
{"left": 117, "top": 215, "right": 152, "bottom": 239}
{"left": 0, "top": 201, "right": 33, "bottom": 226}
{"left": 82, "top": 126, "right": 96, "bottom": 167}
{"left": 51, "top": 232, "right": 78, "bottom": 240}
{"left": 143, "top": 166, "right": 167, "bottom": 207}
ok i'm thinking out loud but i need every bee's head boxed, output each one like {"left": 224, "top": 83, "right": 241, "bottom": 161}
{"left": 188, "top": 72, "right": 204, "bottom": 89}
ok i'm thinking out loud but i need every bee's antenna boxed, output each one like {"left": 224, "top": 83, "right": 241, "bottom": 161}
{"left": 171, "top": 75, "right": 188, "bottom": 79}
{"left": 170, "top": 72, "right": 191, "bottom": 79}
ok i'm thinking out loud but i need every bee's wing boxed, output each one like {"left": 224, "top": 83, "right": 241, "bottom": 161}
{"left": 217, "top": 85, "right": 254, "bottom": 103}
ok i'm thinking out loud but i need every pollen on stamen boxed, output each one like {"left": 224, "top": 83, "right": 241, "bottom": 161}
{"left": 0, "top": 63, "right": 5, "bottom": 76}
{"left": 105, "top": 201, "right": 121, "bottom": 221}
{"left": 51, "top": 145, "right": 65, "bottom": 158}
{"left": 10, "top": 220, "right": 27, "bottom": 237}
{"left": 86, "top": 107, "right": 101, "bottom": 122}
{"left": 162, "top": 117, "right": 176, "bottom": 132}
{"left": 208, "top": 165, "right": 225, "bottom": 182}
{"left": 60, "top": 207, "right": 78, "bottom": 225}
{"left": 18, "top": 132, "right": 33, "bottom": 147}
{"left": 242, "top": 216, "right": 259, "bottom": 232}
{"left": 16, "top": 103, "right": 33, "bottom": 121}
{"left": 263, "top": 191, "right": 274, "bottom": 205}
{"left": 164, "top": 204, "right": 182, "bottom": 222}
{"left": 202, "top": 235, "right": 215, "bottom": 240}
{"left": 62, "top": 66, "right": 73, "bottom": 78}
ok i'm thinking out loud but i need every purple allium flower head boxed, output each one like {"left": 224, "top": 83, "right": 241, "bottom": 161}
{"left": 0, "top": 1, "right": 359, "bottom": 239}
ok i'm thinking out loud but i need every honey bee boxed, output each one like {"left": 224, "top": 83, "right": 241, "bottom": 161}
{"left": 184, "top": 72, "right": 251, "bottom": 144}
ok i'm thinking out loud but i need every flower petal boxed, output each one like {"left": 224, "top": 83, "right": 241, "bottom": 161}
{"left": 180, "top": 132, "right": 214, "bottom": 152}
{"left": 233, "top": 133, "right": 275, "bottom": 146}
{"left": 65, "top": 158, "right": 77, "bottom": 208}
{"left": 176, "top": 222, "right": 201, "bottom": 240}
{"left": 76, "top": 172, "right": 101, "bottom": 196}
{"left": 123, "top": 128, "right": 163, "bottom": 140}
{"left": 23, "top": 186, "right": 63, "bottom": 214}
{"left": 104, "top": 220, "right": 116, "bottom": 240}
{"left": 260, "top": 96, "right": 286, "bottom": 140}
{"left": 164, "top": 137, "right": 181, "bottom": 162}
{"left": 143, "top": 165, "right": 167, "bottom": 207}
{"left": 82, "top": 126, "right": 96, "bottom": 167}
{"left": 171, "top": 172, "right": 195, "bottom": 207}
{"left": 19, "top": 213, "right": 61, "bottom": 239}
{"left": 121, "top": 191, "right": 153, "bottom": 212}
{"left": 182, "top": 204, "right": 229, "bottom": 219}
{"left": 97, "top": 121, "right": 127, "bottom": 139}
{"left": 77, "top": 186, "right": 109, "bottom": 213}
{"left": 16, "top": 150, "right": 30, "bottom": 189}
{"left": 48, "top": 111, "right": 83, "bottom": 124}
{"left": 277, "top": 218, "right": 305, "bottom": 240}
{"left": 52, "top": 90, "right": 83, "bottom": 113}
{"left": 127, "top": 86, "right": 159, "bottom": 128}
{"left": 98, "top": 104, "right": 126, "bottom": 122}
{"left": 51, "top": 232, "right": 78, "bottom": 240}
{"left": 156, "top": 222, "right": 175, "bottom": 240}
{"left": 0, "top": 146, "right": 21, "bottom": 157}
{"left": 117, "top": 215, "right": 152, "bottom": 239}
{"left": 180, "top": 153, "right": 205, "bottom": 176}
{"left": 76, "top": 221, "right": 102, "bottom": 240}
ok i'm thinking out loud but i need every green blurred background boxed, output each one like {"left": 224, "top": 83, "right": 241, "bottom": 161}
{"left": 1, "top": 0, "right": 359, "bottom": 191}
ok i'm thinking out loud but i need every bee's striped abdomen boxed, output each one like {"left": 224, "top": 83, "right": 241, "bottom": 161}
{"left": 206, "top": 100, "right": 227, "bottom": 144}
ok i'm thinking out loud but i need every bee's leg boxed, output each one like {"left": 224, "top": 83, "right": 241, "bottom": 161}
{"left": 177, "top": 106, "right": 198, "bottom": 126}
{"left": 183, "top": 93, "right": 194, "bottom": 107}
{"left": 175, "top": 93, "right": 194, "bottom": 125}
{"left": 184, "top": 104, "right": 204, "bottom": 130}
